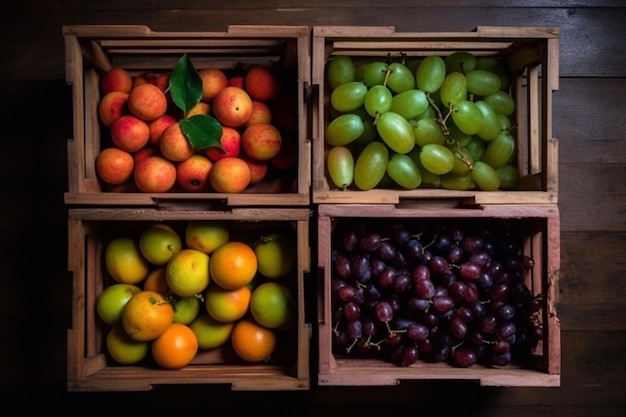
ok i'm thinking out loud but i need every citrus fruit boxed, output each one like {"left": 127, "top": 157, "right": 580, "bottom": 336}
{"left": 171, "top": 295, "right": 201, "bottom": 325}
{"left": 143, "top": 267, "right": 170, "bottom": 295}
{"left": 166, "top": 249, "right": 210, "bottom": 297}
{"left": 139, "top": 223, "right": 182, "bottom": 265}
{"left": 254, "top": 232, "right": 297, "bottom": 279}
{"left": 151, "top": 323, "right": 198, "bottom": 369}
{"left": 209, "top": 241, "right": 257, "bottom": 290}
{"left": 106, "top": 324, "right": 150, "bottom": 365}
{"left": 121, "top": 290, "right": 174, "bottom": 341}
{"left": 204, "top": 283, "right": 251, "bottom": 323}
{"left": 249, "top": 282, "right": 295, "bottom": 330}
{"left": 185, "top": 220, "right": 230, "bottom": 254}
{"left": 105, "top": 237, "right": 150, "bottom": 284}
{"left": 189, "top": 312, "right": 235, "bottom": 350}
{"left": 231, "top": 316, "right": 276, "bottom": 363}
{"left": 96, "top": 283, "right": 142, "bottom": 325}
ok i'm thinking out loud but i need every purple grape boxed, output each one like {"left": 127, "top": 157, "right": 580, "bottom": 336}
{"left": 360, "top": 233, "right": 382, "bottom": 252}
{"left": 334, "top": 254, "right": 351, "bottom": 280}
{"left": 459, "top": 261, "right": 482, "bottom": 280}
{"left": 391, "top": 250, "right": 408, "bottom": 269}
{"left": 414, "top": 278, "right": 436, "bottom": 299}
{"left": 497, "top": 322, "right": 517, "bottom": 340}
{"left": 479, "top": 315, "right": 497, "bottom": 334}
{"left": 343, "top": 301, "right": 361, "bottom": 322}
{"left": 417, "top": 338, "right": 434, "bottom": 354}
{"left": 400, "top": 344, "right": 419, "bottom": 366}
{"left": 362, "top": 316, "right": 379, "bottom": 336}
{"left": 412, "top": 264, "right": 431, "bottom": 282}
{"left": 463, "top": 282, "right": 480, "bottom": 303}
{"left": 351, "top": 253, "right": 370, "bottom": 281}
{"left": 407, "top": 297, "right": 430, "bottom": 313}
{"left": 469, "top": 251, "right": 491, "bottom": 267}
{"left": 376, "top": 240, "right": 396, "bottom": 262}
{"left": 496, "top": 304, "right": 516, "bottom": 322}
{"left": 369, "top": 258, "right": 387, "bottom": 278}
{"left": 461, "top": 236, "right": 483, "bottom": 254}
{"left": 492, "top": 339, "right": 511, "bottom": 355}
{"left": 345, "top": 320, "right": 362, "bottom": 339}
{"left": 404, "top": 238, "right": 423, "bottom": 259}
{"left": 428, "top": 255, "right": 449, "bottom": 275}
{"left": 454, "top": 306, "right": 474, "bottom": 324}
{"left": 448, "top": 316, "right": 469, "bottom": 339}
{"left": 446, "top": 245, "right": 464, "bottom": 264}
{"left": 432, "top": 295, "right": 455, "bottom": 313}
{"left": 375, "top": 300, "right": 394, "bottom": 323}
{"left": 338, "top": 285, "right": 356, "bottom": 302}
{"left": 393, "top": 272, "right": 412, "bottom": 294}
{"left": 448, "top": 280, "right": 468, "bottom": 302}
{"left": 452, "top": 347, "right": 477, "bottom": 368}
{"left": 377, "top": 266, "right": 397, "bottom": 289}
{"left": 434, "top": 234, "right": 452, "bottom": 252}
{"left": 407, "top": 323, "right": 430, "bottom": 341}
{"left": 489, "top": 351, "right": 512, "bottom": 366}
{"left": 341, "top": 229, "right": 360, "bottom": 252}
{"left": 391, "top": 227, "right": 411, "bottom": 246}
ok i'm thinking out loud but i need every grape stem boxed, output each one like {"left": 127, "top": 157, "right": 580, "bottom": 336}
{"left": 426, "top": 93, "right": 450, "bottom": 136}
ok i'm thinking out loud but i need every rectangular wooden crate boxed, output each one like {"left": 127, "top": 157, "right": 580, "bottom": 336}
{"left": 67, "top": 207, "right": 312, "bottom": 391}
{"left": 63, "top": 25, "right": 311, "bottom": 207}
{"left": 311, "top": 26, "right": 559, "bottom": 205}
{"left": 316, "top": 203, "right": 561, "bottom": 386}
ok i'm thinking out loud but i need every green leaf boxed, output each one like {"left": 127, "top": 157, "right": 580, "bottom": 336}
{"left": 179, "top": 115, "right": 223, "bottom": 149}
{"left": 169, "top": 54, "right": 203, "bottom": 115}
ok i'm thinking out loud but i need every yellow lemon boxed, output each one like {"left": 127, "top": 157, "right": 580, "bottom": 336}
{"left": 171, "top": 295, "right": 202, "bottom": 325}
{"left": 139, "top": 223, "right": 182, "bottom": 265}
{"left": 166, "top": 249, "right": 210, "bottom": 297}
{"left": 105, "top": 237, "right": 150, "bottom": 284}
{"left": 185, "top": 220, "right": 230, "bottom": 255}
{"left": 189, "top": 311, "right": 234, "bottom": 350}
{"left": 254, "top": 232, "right": 297, "bottom": 279}
{"left": 204, "top": 283, "right": 251, "bottom": 323}
{"left": 250, "top": 282, "right": 295, "bottom": 330}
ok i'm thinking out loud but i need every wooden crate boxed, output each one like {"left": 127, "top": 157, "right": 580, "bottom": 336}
{"left": 66, "top": 207, "right": 311, "bottom": 391}
{"left": 63, "top": 25, "right": 311, "bottom": 207}
{"left": 311, "top": 26, "right": 559, "bottom": 205}
{"left": 316, "top": 203, "right": 561, "bottom": 386}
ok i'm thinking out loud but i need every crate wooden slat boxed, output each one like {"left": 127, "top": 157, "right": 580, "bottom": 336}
{"left": 311, "top": 26, "right": 559, "bottom": 205}
{"left": 67, "top": 207, "right": 311, "bottom": 391}
{"left": 64, "top": 25, "right": 311, "bottom": 207}
{"left": 316, "top": 203, "right": 561, "bottom": 387}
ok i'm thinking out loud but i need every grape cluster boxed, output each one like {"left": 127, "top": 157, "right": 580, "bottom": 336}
{"left": 325, "top": 52, "right": 520, "bottom": 192}
{"left": 330, "top": 219, "right": 544, "bottom": 368}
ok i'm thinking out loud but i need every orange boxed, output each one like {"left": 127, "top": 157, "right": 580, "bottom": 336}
{"left": 151, "top": 323, "right": 198, "bottom": 369}
{"left": 204, "top": 283, "right": 251, "bottom": 323}
{"left": 121, "top": 290, "right": 174, "bottom": 341}
{"left": 143, "top": 267, "right": 170, "bottom": 295}
{"left": 209, "top": 241, "right": 257, "bottom": 290}
{"left": 231, "top": 316, "right": 276, "bottom": 363}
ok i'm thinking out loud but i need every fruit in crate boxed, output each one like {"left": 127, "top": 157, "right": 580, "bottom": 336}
{"left": 324, "top": 53, "right": 519, "bottom": 192}
{"left": 95, "top": 57, "right": 296, "bottom": 194}
{"left": 329, "top": 219, "right": 544, "bottom": 369}
{"left": 96, "top": 220, "right": 298, "bottom": 368}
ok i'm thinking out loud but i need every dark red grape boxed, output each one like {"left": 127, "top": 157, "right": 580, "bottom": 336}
{"left": 446, "top": 245, "right": 464, "bottom": 264}
{"left": 343, "top": 301, "right": 361, "bottom": 322}
{"left": 490, "top": 282, "right": 510, "bottom": 301}
{"left": 454, "top": 306, "right": 474, "bottom": 324}
{"left": 432, "top": 295, "right": 455, "bottom": 313}
{"left": 404, "top": 238, "right": 423, "bottom": 260}
{"left": 400, "top": 344, "right": 420, "bottom": 366}
{"left": 393, "top": 272, "right": 412, "bottom": 294}
{"left": 376, "top": 240, "right": 396, "bottom": 261}
{"left": 411, "top": 264, "right": 431, "bottom": 282}
{"left": 333, "top": 254, "right": 351, "bottom": 279}
{"left": 448, "top": 315, "right": 469, "bottom": 339}
{"left": 448, "top": 280, "right": 468, "bottom": 302}
{"left": 341, "top": 229, "right": 360, "bottom": 252}
{"left": 351, "top": 253, "right": 371, "bottom": 281}
{"left": 391, "top": 250, "right": 408, "bottom": 269}
{"left": 362, "top": 316, "right": 379, "bottom": 336}
{"left": 417, "top": 338, "right": 434, "bottom": 354}
{"left": 375, "top": 300, "right": 394, "bottom": 323}
{"left": 489, "top": 351, "right": 512, "bottom": 366}
{"left": 469, "top": 251, "right": 491, "bottom": 267}
{"left": 369, "top": 258, "right": 387, "bottom": 278}
{"left": 407, "top": 323, "right": 429, "bottom": 341}
{"left": 463, "top": 281, "right": 480, "bottom": 303}
{"left": 360, "top": 233, "right": 382, "bottom": 252}
{"left": 496, "top": 304, "right": 516, "bottom": 322}
{"left": 459, "top": 261, "right": 482, "bottom": 280}
{"left": 497, "top": 322, "right": 517, "bottom": 340}
{"left": 407, "top": 297, "right": 430, "bottom": 313}
{"left": 429, "top": 345, "right": 451, "bottom": 363}
{"left": 452, "top": 347, "right": 477, "bottom": 368}
{"left": 428, "top": 255, "right": 449, "bottom": 275}
{"left": 414, "top": 278, "right": 436, "bottom": 299}
{"left": 364, "top": 283, "right": 381, "bottom": 302}
{"left": 492, "top": 339, "right": 511, "bottom": 355}
{"left": 338, "top": 285, "right": 357, "bottom": 302}
{"left": 461, "top": 236, "right": 483, "bottom": 254}
{"left": 479, "top": 315, "right": 497, "bottom": 334}
{"left": 377, "top": 266, "right": 397, "bottom": 288}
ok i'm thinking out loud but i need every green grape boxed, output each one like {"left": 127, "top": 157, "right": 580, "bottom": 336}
{"left": 386, "top": 62, "right": 416, "bottom": 93}
{"left": 484, "top": 90, "right": 515, "bottom": 116}
{"left": 325, "top": 113, "right": 365, "bottom": 146}
{"left": 465, "top": 69, "right": 501, "bottom": 97}
{"left": 444, "top": 52, "right": 477, "bottom": 75}
{"left": 413, "top": 117, "right": 446, "bottom": 147}
{"left": 448, "top": 146, "right": 474, "bottom": 176}
{"left": 482, "top": 132, "right": 515, "bottom": 169}
{"left": 351, "top": 106, "right": 379, "bottom": 146}
{"left": 440, "top": 172, "right": 476, "bottom": 191}
{"left": 419, "top": 143, "right": 455, "bottom": 175}
{"left": 364, "top": 85, "right": 393, "bottom": 118}
{"left": 406, "top": 59, "right": 422, "bottom": 75}
{"left": 416, "top": 55, "right": 446, "bottom": 93}
{"left": 327, "top": 145, "right": 354, "bottom": 189}
{"left": 363, "top": 61, "right": 389, "bottom": 87}
{"left": 354, "top": 141, "right": 389, "bottom": 190}
{"left": 327, "top": 55, "right": 355, "bottom": 89}
{"left": 475, "top": 57, "right": 510, "bottom": 90}
{"left": 451, "top": 100, "right": 484, "bottom": 135}
{"left": 471, "top": 160, "right": 501, "bottom": 191}
{"left": 390, "top": 89, "right": 429, "bottom": 120}
{"left": 440, "top": 72, "right": 467, "bottom": 108}
{"left": 387, "top": 153, "right": 422, "bottom": 189}
{"left": 415, "top": 105, "right": 436, "bottom": 121}
{"left": 495, "top": 164, "right": 520, "bottom": 189}
{"left": 498, "top": 113, "right": 512, "bottom": 132}
{"left": 475, "top": 100, "right": 502, "bottom": 141}
{"left": 331, "top": 81, "right": 367, "bottom": 112}
{"left": 376, "top": 111, "right": 415, "bottom": 154}
{"left": 354, "top": 62, "right": 367, "bottom": 82}
{"left": 409, "top": 147, "right": 440, "bottom": 185}
{"left": 446, "top": 119, "right": 472, "bottom": 146}
{"left": 465, "top": 135, "right": 486, "bottom": 162}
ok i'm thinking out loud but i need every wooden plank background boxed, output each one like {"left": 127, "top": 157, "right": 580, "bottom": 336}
{"left": 0, "top": 0, "right": 624, "bottom": 415}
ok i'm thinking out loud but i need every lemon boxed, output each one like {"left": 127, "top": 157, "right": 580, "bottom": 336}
{"left": 189, "top": 312, "right": 234, "bottom": 350}
{"left": 254, "top": 232, "right": 297, "bottom": 279}
{"left": 139, "top": 223, "right": 182, "bottom": 265}
{"left": 249, "top": 282, "right": 295, "bottom": 329}
{"left": 105, "top": 237, "right": 150, "bottom": 284}
{"left": 171, "top": 295, "right": 202, "bottom": 325}
{"left": 166, "top": 249, "right": 210, "bottom": 297}
{"left": 185, "top": 220, "right": 230, "bottom": 254}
